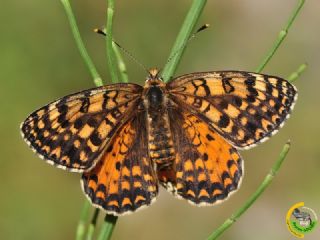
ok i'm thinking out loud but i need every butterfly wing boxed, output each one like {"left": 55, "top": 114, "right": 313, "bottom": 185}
{"left": 168, "top": 71, "right": 297, "bottom": 149}
{"left": 158, "top": 108, "right": 243, "bottom": 205}
{"left": 21, "top": 83, "right": 142, "bottom": 172}
{"left": 81, "top": 111, "right": 158, "bottom": 215}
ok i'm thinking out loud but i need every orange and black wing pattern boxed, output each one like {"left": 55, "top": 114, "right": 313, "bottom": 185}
{"left": 158, "top": 108, "right": 243, "bottom": 205}
{"left": 20, "top": 83, "right": 142, "bottom": 172}
{"left": 81, "top": 111, "right": 158, "bottom": 215}
{"left": 168, "top": 71, "right": 297, "bottom": 149}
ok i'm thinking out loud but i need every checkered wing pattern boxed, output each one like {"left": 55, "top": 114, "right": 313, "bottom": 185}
{"left": 20, "top": 83, "right": 142, "bottom": 172}
{"left": 168, "top": 71, "right": 297, "bottom": 149}
{"left": 157, "top": 108, "right": 243, "bottom": 205}
{"left": 81, "top": 112, "right": 158, "bottom": 215}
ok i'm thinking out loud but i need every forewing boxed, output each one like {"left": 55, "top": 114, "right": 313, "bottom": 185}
{"left": 158, "top": 108, "right": 243, "bottom": 205}
{"left": 81, "top": 111, "right": 158, "bottom": 215}
{"left": 168, "top": 71, "right": 297, "bottom": 149}
{"left": 21, "top": 83, "right": 142, "bottom": 172}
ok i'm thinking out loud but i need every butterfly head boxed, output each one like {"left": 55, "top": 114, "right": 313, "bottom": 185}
{"left": 146, "top": 68, "right": 163, "bottom": 84}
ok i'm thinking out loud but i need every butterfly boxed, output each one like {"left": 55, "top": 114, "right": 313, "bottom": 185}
{"left": 21, "top": 68, "right": 297, "bottom": 215}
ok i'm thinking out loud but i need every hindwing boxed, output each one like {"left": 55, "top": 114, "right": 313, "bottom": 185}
{"left": 81, "top": 111, "right": 158, "bottom": 215}
{"left": 158, "top": 108, "right": 243, "bottom": 205}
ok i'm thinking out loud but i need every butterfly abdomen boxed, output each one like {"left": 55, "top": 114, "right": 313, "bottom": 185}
{"left": 145, "top": 83, "right": 175, "bottom": 170}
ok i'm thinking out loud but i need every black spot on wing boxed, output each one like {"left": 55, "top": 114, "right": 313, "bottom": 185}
{"left": 218, "top": 114, "right": 230, "bottom": 128}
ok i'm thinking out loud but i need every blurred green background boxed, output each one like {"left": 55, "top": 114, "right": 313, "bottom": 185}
{"left": 1, "top": 0, "right": 319, "bottom": 239}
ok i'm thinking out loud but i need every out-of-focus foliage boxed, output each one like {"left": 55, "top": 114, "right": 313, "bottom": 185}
{"left": 1, "top": 1, "right": 319, "bottom": 239}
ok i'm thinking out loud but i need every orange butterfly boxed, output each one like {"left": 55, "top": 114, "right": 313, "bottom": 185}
{"left": 21, "top": 68, "right": 297, "bottom": 215}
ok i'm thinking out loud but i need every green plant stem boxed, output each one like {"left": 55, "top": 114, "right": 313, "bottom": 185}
{"left": 162, "top": 0, "right": 207, "bottom": 82}
{"left": 206, "top": 61, "right": 307, "bottom": 239}
{"left": 207, "top": 2, "right": 306, "bottom": 237}
{"left": 85, "top": 209, "right": 100, "bottom": 240}
{"left": 90, "top": 1, "right": 120, "bottom": 239}
{"left": 106, "top": 0, "right": 118, "bottom": 83}
{"left": 60, "top": 0, "right": 103, "bottom": 86}
{"left": 62, "top": 0, "right": 104, "bottom": 235}
{"left": 288, "top": 63, "right": 307, "bottom": 83}
{"left": 207, "top": 142, "right": 291, "bottom": 240}
{"left": 97, "top": 214, "right": 118, "bottom": 240}
{"left": 112, "top": 42, "right": 129, "bottom": 83}
{"left": 76, "top": 200, "right": 91, "bottom": 240}
{"left": 93, "top": 1, "right": 208, "bottom": 238}
{"left": 255, "top": 0, "right": 305, "bottom": 73}
{"left": 61, "top": 1, "right": 123, "bottom": 239}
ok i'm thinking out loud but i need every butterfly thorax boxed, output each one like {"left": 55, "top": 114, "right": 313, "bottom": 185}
{"left": 143, "top": 69, "right": 175, "bottom": 170}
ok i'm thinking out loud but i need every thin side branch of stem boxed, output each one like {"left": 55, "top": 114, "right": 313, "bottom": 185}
{"left": 61, "top": 0, "right": 104, "bottom": 235}
{"left": 76, "top": 200, "right": 91, "bottom": 240}
{"left": 60, "top": 0, "right": 103, "bottom": 86}
{"left": 162, "top": 0, "right": 207, "bottom": 82}
{"left": 112, "top": 42, "right": 129, "bottom": 83}
{"left": 92, "top": 1, "right": 120, "bottom": 239}
{"left": 206, "top": 60, "right": 307, "bottom": 239}
{"left": 86, "top": 209, "right": 100, "bottom": 240}
{"left": 288, "top": 63, "right": 307, "bottom": 83}
{"left": 255, "top": 0, "right": 305, "bottom": 73}
{"left": 207, "top": 2, "right": 306, "bottom": 238}
{"left": 106, "top": 0, "right": 118, "bottom": 83}
{"left": 207, "top": 142, "right": 291, "bottom": 240}
{"left": 61, "top": 1, "right": 124, "bottom": 239}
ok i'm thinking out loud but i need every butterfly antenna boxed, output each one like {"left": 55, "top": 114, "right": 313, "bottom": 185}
{"left": 164, "top": 24, "right": 210, "bottom": 66}
{"left": 94, "top": 28, "right": 149, "bottom": 73}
